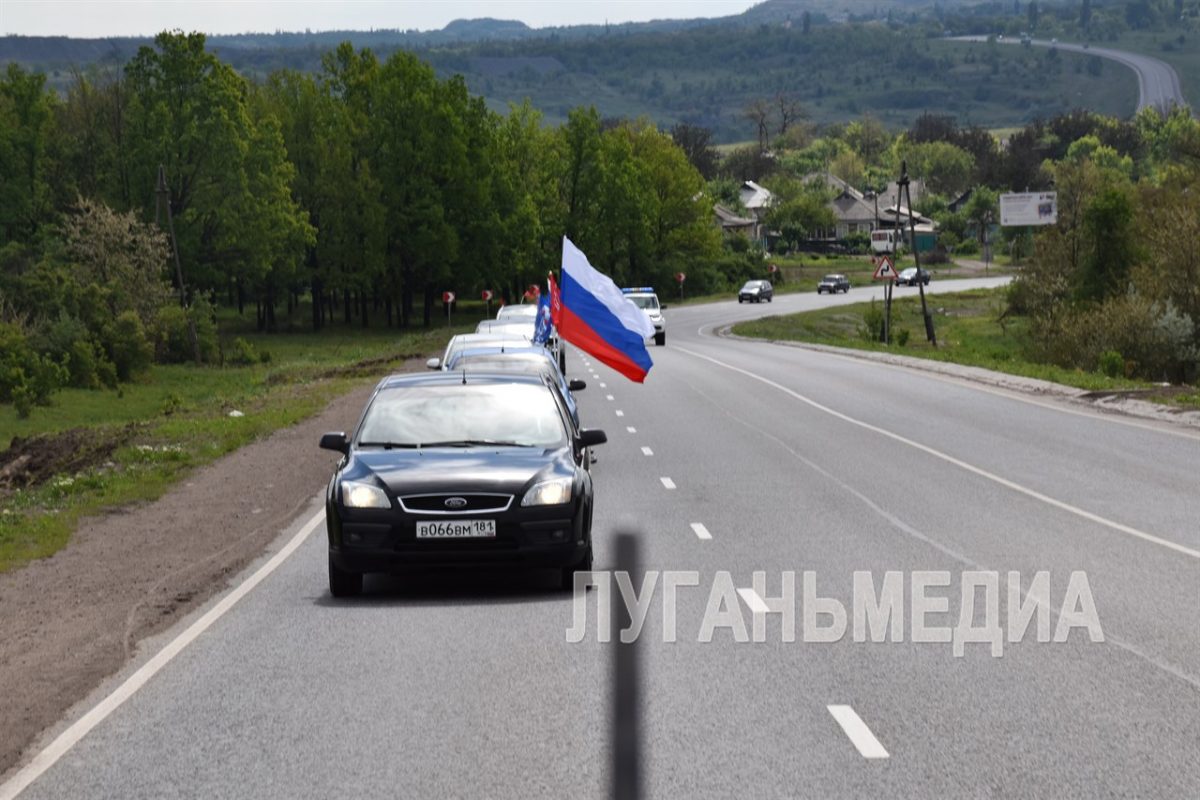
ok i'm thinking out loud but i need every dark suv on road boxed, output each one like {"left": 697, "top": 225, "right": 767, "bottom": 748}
{"left": 817, "top": 274, "right": 850, "bottom": 294}
{"left": 738, "top": 280, "right": 774, "bottom": 303}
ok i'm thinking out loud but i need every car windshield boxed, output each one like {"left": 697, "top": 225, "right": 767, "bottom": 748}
{"left": 741, "top": 282, "right": 762, "bottom": 290}
{"left": 626, "top": 295, "right": 659, "bottom": 310}
{"left": 358, "top": 383, "right": 566, "bottom": 449}
{"left": 822, "top": 275, "right": 841, "bottom": 281}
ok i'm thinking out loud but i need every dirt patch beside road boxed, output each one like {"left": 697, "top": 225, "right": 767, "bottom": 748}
{"left": 0, "top": 368, "right": 398, "bottom": 774}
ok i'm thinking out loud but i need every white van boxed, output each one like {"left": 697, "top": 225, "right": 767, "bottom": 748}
{"left": 870, "top": 229, "right": 902, "bottom": 254}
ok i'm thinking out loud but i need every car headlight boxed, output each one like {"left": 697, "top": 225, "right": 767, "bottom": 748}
{"left": 341, "top": 480, "right": 391, "bottom": 509}
{"left": 521, "top": 477, "right": 573, "bottom": 506}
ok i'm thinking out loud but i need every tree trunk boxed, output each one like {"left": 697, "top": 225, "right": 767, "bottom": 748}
{"left": 360, "top": 289, "right": 369, "bottom": 328}
{"left": 386, "top": 297, "right": 393, "bottom": 327}
{"left": 237, "top": 279, "right": 245, "bottom": 315}
{"left": 423, "top": 284, "right": 434, "bottom": 328}
{"left": 311, "top": 276, "right": 323, "bottom": 331}
{"left": 343, "top": 288, "right": 352, "bottom": 325}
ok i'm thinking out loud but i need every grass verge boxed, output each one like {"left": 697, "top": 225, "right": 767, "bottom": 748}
{"left": 0, "top": 320, "right": 463, "bottom": 574}
{"left": 731, "top": 286, "right": 1200, "bottom": 407}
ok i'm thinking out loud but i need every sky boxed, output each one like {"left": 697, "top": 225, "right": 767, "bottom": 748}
{"left": 0, "top": 0, "right": 762, "bottom": 37}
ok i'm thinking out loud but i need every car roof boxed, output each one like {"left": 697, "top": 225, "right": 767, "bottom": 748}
{"left": 497, "top": 304, "right": 538, "bottom": 317}
{"left": 822, "top": 274, "right": 845, "bottom": 278}
{"left": 449, "top": 333, "right": 531, "bottom": 346}
{"left": 377, "top": 370, "right": 549, "bottom": 391}
{"left": 449, "top": 346, "right": 555, "bottom": 364}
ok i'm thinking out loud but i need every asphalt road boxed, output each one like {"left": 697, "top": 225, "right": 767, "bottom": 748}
{"left": 6, "top": 277, "right": 1200, "bottom": 798}
{"left": 953, "top": 36, "right": 1189, "bottom": 113}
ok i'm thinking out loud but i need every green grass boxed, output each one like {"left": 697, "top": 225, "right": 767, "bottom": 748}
{"left": 0, "top": 315, "right": 471, "bottom": 574}
{"left": 730, "top": 287, "right": 1182, "bottom": 395}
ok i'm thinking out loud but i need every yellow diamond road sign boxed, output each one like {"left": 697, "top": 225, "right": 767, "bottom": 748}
{"left": 873, "top": 256, "right": 897, "bottom": 281}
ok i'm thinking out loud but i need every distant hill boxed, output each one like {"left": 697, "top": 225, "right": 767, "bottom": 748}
{"left": 0, "top": 0, "right": 1139, "bottom": 140}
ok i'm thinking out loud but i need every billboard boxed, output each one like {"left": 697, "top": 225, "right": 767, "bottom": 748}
{"left": 1000, "top": 192, "right": 1058, "bottom": 226}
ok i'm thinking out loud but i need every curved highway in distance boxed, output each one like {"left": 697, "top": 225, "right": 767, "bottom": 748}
{"left": 953, "top": 35, "right": 1189, "bottom": 114}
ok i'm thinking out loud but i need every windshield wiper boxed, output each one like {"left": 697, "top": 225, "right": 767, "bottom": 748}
{"left": 418, "top": 439, "right": 532, "bottom": 448}
{"left": 357, "top": 441, "right": 420, "bottom": 449}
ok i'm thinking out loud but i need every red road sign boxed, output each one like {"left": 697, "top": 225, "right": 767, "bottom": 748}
{"left": 675, "top": 272, "right": 686, "bottom": 283}
{"left": 481, "top": 289, "right": 493, "bottom": 301}
{"left": 872, "top": 257, "right": 897, "bottom": 281}
{"left": 443, "top": 291, "right": 456, "bottom": 303}
{"left": 768, "top": 263, "right": 779, "bottom": 273}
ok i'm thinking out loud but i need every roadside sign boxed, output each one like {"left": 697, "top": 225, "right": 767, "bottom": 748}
{"left": 768, "top": 263, "right": 779, "bottom": 274}
{"left": 1000, "top": 192, "right": 1057, "bottom": 226}
{"left": 873, "top": 256, "right": 897, "bottom": 281}
{"left": 481, "top": 289, "right": 493, "bottom": 301}
{"left": 443, "top": 291, "right": 455, "bottom": 303}
{"left": 675, "top": 272, "right": 686, "bottom": 283}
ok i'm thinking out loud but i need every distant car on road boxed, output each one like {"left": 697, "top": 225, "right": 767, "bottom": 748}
{"left": 622, "top": 287, "right": 666, "bottom": 346}
{"left": 816, "top": 274, "right": 850, "bottom": 294}
{"left": 320, "top": 371, "right": 606, "bottom": 596}
{"left": 896, "top": 267, "right": 931, "bottom": 286}
{"left": 738, "top": 280, "right": 773, "bottom": 303}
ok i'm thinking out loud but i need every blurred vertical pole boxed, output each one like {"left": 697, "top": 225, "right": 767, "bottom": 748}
{"left": 155, "top": 164, "right": 201, "bottom": 364}
{"left": 612, "top": 532, "right": 642, "bottom": 800}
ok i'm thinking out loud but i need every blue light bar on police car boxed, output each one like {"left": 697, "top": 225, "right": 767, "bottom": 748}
{"left": 621, "top": 287, "right": 654, "bottom": 293}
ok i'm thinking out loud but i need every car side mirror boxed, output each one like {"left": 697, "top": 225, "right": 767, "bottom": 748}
{"left": 578, "top": 429, "right": 607, "bottom": 448}
{"left": 568, "top": 379, "right": 587, "bottom": 392}
{"left": 425, "top": 357, "right": 441, "bottom": 370}
{"left": 320, "top": 432, "right": 349, "bottom": 454}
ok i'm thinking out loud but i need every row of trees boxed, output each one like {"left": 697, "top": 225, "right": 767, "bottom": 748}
{"left": 0, "top": 32, "right": 725, "bottom": 414}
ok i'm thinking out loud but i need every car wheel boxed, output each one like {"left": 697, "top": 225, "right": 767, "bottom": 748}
{"left": 655, "top": 332, "right": 666, "bottom": 346}
{"left": 329, "top": 554, "right": 363, "bottom": 598}
{"left": 738, "top": 297, "right": 743, "bottom": 303}
{"left": 766, "top": 296, "right": 772, "bottom": 302}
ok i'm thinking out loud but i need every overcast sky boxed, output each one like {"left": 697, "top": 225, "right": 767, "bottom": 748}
{"left": 1, "top": 1, "right": 762, "bottom": 37}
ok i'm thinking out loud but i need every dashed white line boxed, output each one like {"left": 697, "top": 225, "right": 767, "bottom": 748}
{"left": 606, "top": 394, "right": 615, "bottom": 401}
{"left": 641, "top": 446, "right": 654, "bottom": 456}
{"left": 626, "top": 426, "right": 637, "bottom": 433}
{"left": 660, "top": 477, "right": 676, "bottom": 489}
{"left": 690, "top": 523, "right": 712, "bottom": 540}
{"left": 827, "top": 705, "right": 890, "bottom": 759}
{"left": 600, "top": 382, "right": 607, "bottom": 388}
{"left": 736, "top": 587, "right": 769, "bottom": 614}
{"left": 615, "top": 410, "right": 625, "bottom": 417}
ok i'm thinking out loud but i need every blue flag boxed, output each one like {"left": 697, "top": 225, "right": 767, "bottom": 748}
{"left": 532, "top": 292, "right": 552, "bottom": 345}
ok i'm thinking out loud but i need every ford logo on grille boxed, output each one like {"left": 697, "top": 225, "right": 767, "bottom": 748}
{"left": 444, "top": 497, "right": 468, "bottom": 509}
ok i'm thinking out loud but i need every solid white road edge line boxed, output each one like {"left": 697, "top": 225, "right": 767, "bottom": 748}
{"left": 827, "top": 705, "right": 890, "bottom": 759}
{"left": 690, "top": 523, "right": 713, "bottom": 540}
{"left": 641, "top": 447, "right": 654, "bottom": 456}
{"left": 676, "top": 345, "right": 1200, "bottom": 561}
{"left": 660, "top": 477, "right": 676, "bottom": 489}
{"left": 0, "top": 508, "right": 326, "bottom": 800}
{"left": 736, "top": 587, "right": 769, "bottom": 614}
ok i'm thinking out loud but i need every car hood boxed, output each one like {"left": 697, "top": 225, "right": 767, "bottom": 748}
{"left": 348, "top": 447, "right": 570, "bottom": 495}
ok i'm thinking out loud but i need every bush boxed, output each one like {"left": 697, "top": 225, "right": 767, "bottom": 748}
{"left": 1098, "top": 350, "right": 1124, "bottom": 378}
{"left": 226, "top": 337, "right": 260, "bottom": 366}
{"left": 859, "top": 299, "right": 885, "bottom": 342}
{"left": 104, "top": 311, "right": 154, "bottom": 381}
{"left": 896, "top": 329, "right": 911, "bottom": 347}
{"left": 955, "top": 239, "right": 980, "bottom": 255}
{"left": 0, "top": 323, "right": 67, "bottom": 415}
{"left": 842, "top": 232, "right": 870, "bottom": 255}
{"left": 153, "top": 296, "right": 218, "bottom": 363}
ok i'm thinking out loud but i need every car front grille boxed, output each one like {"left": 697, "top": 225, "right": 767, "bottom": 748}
{"left": 398, "top": 493, "right": 514, "bottom": 514}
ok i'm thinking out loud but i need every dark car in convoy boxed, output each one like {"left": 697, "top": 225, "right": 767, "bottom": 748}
{"left": 319, "top": 372, "right": 606, "bottom": 596}
{"left": 816, "top": 274, "right": 850, "bottom": 294}
{"left": 738, "top": 279, "right": 774, "bottom": 303}
{"left": 896, "top": 267, "right": 931, "bottom": 286}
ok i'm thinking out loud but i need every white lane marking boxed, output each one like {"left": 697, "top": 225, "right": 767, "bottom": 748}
{"left": 737, "top": 587, "right": 769, "bottom": 614}
{"left": 0, "top": 510, "right": 326, "bottom": 800}
{"left": 828, "top": 705, "right": 890, "bottom": 759}
{"left": 615, "top": 410, "right": 625, "bottom": 417}
{"left": 676, "top": 346, "right": 1200, "bottom": 561}
{"left": 787, "top": 343, "right": 1200, "bottom": 443}
{"left": 626, "top": 427, "right": 637, "bottom": 433}
{"left": 641, "top": 446, "right": 654, "bottom": 456}
{"left": 606, "top": 394, "right": 615, "bottom": 401}
{"left": 600, "top": 382, "right": 607, "bottom": 388}
{"left": 660, "top": 477, "right": 676, "bottom": 489}
{"left": 691, "top": 523, "right": 712, "bottom": 540}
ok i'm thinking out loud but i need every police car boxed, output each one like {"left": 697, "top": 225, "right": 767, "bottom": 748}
{"left": 622, "top": 287, "right": 666, "bottom": 346}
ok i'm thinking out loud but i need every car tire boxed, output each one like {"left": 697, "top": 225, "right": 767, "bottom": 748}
{"left": 329, "top": 555, "right": 363, "bottom": 598}
{"left": 738, "top": 297, "right": 743, "bottom": 303}
{"left": 655, "top": 332, "right": 665, "bottom": 346}
{"left": 766, "top": 296, "right": 772, "bottom": 302}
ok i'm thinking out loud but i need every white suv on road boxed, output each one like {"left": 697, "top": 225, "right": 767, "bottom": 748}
{"left": 622, "top": 287, "right": 666, "bottom": 346}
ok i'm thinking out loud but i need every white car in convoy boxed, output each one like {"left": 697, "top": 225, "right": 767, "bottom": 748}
{"left": 621, "top": 287, "right": 666, "bottom": 346}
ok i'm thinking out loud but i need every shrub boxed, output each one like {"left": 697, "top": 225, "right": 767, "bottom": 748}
{"left": 153, "top": 296, "right": 218, "bottom": 363}
{"left": 226, "top": 337, "right": 260, "bottom": 366}
{"left": 0, "top": 323, "right": 67, "bottom": 413}
{"left": 896, "top": 328, "right": 911, "bottom": 347}
{"left": 859, "top": 299, "right": 885, "bottom": 342}
{"left": 1097, "top": 350, "right": 1124, "bottom": 378}
{"left": 104, "top": 311, "right": 154, "bottom": 381}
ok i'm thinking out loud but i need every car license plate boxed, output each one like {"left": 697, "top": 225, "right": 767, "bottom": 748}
{"left": 415, "top": 519, "right": 496, "bottom": 539}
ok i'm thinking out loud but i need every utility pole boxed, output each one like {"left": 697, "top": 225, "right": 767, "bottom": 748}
{"left": 154, "top": 164, "right": 201, "bottom": 364}
{"left": 899, "top": 161, "right": 937, "bottom": 346}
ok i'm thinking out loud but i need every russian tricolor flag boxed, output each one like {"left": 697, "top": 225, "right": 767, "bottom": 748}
{"left": 557, "top": 236, "right": 655, "bottom": 383}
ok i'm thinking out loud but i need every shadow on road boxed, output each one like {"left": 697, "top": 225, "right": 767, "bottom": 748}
{"left": 311, "top": 566, "right": 570, "bottom": 608}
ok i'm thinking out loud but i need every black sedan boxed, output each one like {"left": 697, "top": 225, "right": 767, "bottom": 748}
{"left": 738, "top": 280, "right": 774, "bottom": 303}
{"left": 896, "top": 267, "right": 931, "bottom": 286}
{"left": 816, "top": 274, "right": 850, "bottom": 294}
{"left": 319, "top": 372, "right": 606, "bottom": 596}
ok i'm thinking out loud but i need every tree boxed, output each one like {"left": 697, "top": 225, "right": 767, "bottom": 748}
{"left": 892, "top": 138, "right": 975, "bottom": 197}
{"left": 775, "top": 92, "right": 805, "bottom": 137}
{"left": 762, "top": 177, "right": 835, "bottom": 251}
{"left": 1080, "top": 0, "right": 1092, "bottom": 29}
{"left": 802, "top": 11, "right": 811, "bottom": 34}
{"left": 670, "top": 123, "right": 719, "bottom": 180}
{"left": 962, "top": 186, "right": 999, "bottom": 249}
{"left": 743, "top": 98, "right": 772, "bottom": 152}
{"left": 1028, "top": 1, "right": 1039, "bottom": 31}
{"left": 0, "top": 64, "right": 56, "bottom": 245}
